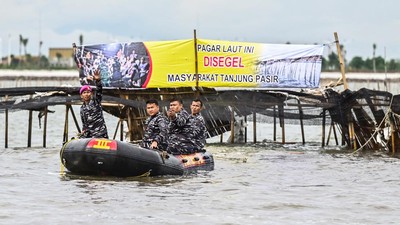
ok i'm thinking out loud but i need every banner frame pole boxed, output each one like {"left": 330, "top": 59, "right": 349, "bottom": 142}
{"left": 194, "top": 29, "right": 200, "bottom": 96}
{"left": 334, "top": 32, "right": 348, "bottom": 90}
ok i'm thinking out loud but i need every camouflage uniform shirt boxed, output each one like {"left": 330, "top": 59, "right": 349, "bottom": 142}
{"left": 80, "top": 80, "right": 108, "bottom": 138}
{"left": 189, "top": 113, "right": 207, "bottom": 150}
{"left": 140, "top": 111, "right": 168, "bottom": 150}
{"left": 167, "top": 108, "right": 196, "bottom": 154}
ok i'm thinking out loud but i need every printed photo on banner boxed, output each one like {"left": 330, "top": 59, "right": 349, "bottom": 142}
{"left": 255, "top": 44, "right": 324, "bottom": 88}
{"left": 74, "top": 42, "right": 150, "bottom": 88}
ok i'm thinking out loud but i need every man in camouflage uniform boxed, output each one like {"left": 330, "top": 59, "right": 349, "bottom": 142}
{"left": 140, "top": 99, "right": 168, "bottom": 150}
{"left": 79, "top": 69, "right": 109, "bottom": 139}
{"left": 166, "top": 98, "right": 196, "bottom": 154}
{"left": 189, "top": 99, "right": 207, "bottom": 151}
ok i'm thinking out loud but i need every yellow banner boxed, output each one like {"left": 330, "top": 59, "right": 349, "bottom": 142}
{"left": 144, "top": 39, "right": 196, "bottom": 88}
{"left": 74, "top": 39, "right": 324, "bottom": 89}
{"left": 196, "top": 39, "right": 261, "bottom": 87}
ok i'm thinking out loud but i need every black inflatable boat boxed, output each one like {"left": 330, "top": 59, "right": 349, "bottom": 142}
{"left": 60, "top": 138, "right": 214, "bottom": 177}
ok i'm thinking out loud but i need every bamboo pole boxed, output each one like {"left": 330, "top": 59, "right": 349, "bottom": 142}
{"left": 5, "top": 106, "right": 8, "bottom": 148}
{"left": 230, "top": 107, "right": 235, "bottom": 144}
{"left": 326, "top": 122, "right": 332, "bottom": 146}
{"left": 334, "top": 32, "right": 348, "bottom": 90}
{"left": 349, "top": 122, "right": 356, "bottom": 150}
{"left": 390, "top": 116, "right": 396, "bottom": 154}
{"left": 273, "top": 105, "right": 277, "bottom": 142}
{"left": 347, "top": 124, "right": 352, "bottom": 147}
{"left": 334, "top": 32, "right": 355, "bottom": 149}
{"left": 113, "top": 120, "right": 121, "bottom": 140}
{"left": 332, "top": 122, "right": 339, "bottom": 145}
{"left": 279, "top": 105, "right": 285, "bottom": 144}
{"left": 43, "top": 106, "right": 48, "bottom": 148}
{"left": 341, "top": 125, "right": 346, "bottom": 146}
{"left": 244, "top": 115, "right": 248, "bottom": 143}
{"left": 322, "top": 109, "right": 326, "bottom": 147}
{"left": 5, "top": 108, "right": 8, "bottom": 148}
{"left": 298, "top": 99, "right": 305, "bottom": 145}
{"left": 69, "top": 105, "right": 81, "bottom": 133}
{"left": 194, "top": 29, "right": 200, "bottom": 97}
{"left": 326, "top": 121, "right": 340, "bottom": 146}
{"left": 27, "top": 110, "right": 33, "bottom": 147}
{"left": 120, "top": 119, "right": 124, "bottom": 141}
{"left": 253, "top": 111, "right": 257, "bottom": 143}
{"left": 63, "top": 104, "right": 70, "bottom": 143}
{"left": 127, "top": 107, "right": 133, "bottom": 142}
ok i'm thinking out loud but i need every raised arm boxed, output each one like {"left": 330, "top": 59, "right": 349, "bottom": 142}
{"left": 93, "top": 69, "right": 103, "bottom": 102}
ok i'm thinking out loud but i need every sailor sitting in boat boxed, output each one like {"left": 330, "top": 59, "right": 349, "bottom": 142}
{"left": 78, "top": 69, "right": 109, "bottom": 139}
{"left": 189, "top": 99, "right": 207, "bottom": 152}
{"left": 140, "top": 99, "right": 169, "bottom": 150}
{"left": 167, "top": 98, "right": 198, "bottom": 154}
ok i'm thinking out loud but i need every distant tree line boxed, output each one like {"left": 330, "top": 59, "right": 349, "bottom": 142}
{"left": 0, "top": 54, "right": 52, "bottom": 69}
{"left": 0, "top": 34, "right": 81, "bottom": 70}
{"left": 322, "top": 44, "right": 400, "bottom": 72}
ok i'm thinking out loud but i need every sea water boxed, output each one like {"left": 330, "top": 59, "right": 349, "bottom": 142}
{"left": 0, "top": 72, "right": 400, "bottom": 224}
{"left": 0, "top": 106, "right": 399, "bottom": 225}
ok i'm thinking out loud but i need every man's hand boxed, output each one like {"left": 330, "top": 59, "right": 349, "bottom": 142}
{"left": 150, "top": 141, "right": 158, "bottom": 149}
{"left": 77, "top": 129, "right": 86, "bottom": 138}
{"left": 93, "top": 69, "right": 101, "bottom": 81}
{"left": 167, "top": 109, "right": 176, "bottom": 119}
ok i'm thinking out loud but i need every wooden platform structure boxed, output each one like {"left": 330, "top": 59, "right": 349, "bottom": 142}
{"left": 1, "top": 85, "right": 400, "bottom": 156}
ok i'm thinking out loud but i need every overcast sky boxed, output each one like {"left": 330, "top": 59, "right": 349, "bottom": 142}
{"left": 1, "top": 0, "right": 399, "bottom": 61}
